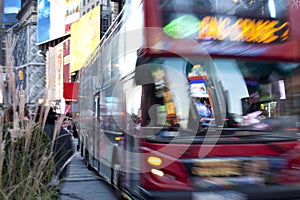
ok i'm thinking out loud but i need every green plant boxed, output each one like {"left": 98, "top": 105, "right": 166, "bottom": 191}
{"left": 0, "top": 116, "right": 58, "bottom": 200}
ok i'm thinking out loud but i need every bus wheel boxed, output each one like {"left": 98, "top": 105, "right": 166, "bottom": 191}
{"left": 111, "top": 163, "right": 122, "bottom": 199}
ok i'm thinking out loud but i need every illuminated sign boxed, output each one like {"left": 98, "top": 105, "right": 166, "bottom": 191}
{"left": 190, "top": 80, "right": 208, "bottom": 98}
{"left": 163, "top": 15, "right": 200, "bottom": 39}
{"left": 70, "top": 5, "right": 100, "bottom": 72}
{"left": 164, "top": 15, "right": 289, "bottom": 44}
{"left": 197, "top": 16, "right": 289, "bottom": 44}
{"left": 37, "top": 0, "right": 80, "bottom": 44}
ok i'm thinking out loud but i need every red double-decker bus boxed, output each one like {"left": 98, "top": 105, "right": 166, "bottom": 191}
{"left": 78, "top": 0, "right": 300, "bottom": 199}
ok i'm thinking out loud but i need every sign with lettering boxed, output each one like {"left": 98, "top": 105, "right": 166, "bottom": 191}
{"left": 163, "top": 15, "right": 289, "bottom": 44}
{"left": 144, "top": 0, "right": 300, "bottom": 60}
{"left": 197, "top": 16, "right": 289, "bottom": 44}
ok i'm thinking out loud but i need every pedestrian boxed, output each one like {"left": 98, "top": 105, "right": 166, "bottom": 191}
{"left": 37, "top": 106, "right": 73, "bottom": 186}
{"left": 66, "top": 117, "right": 79, "bottom": 153}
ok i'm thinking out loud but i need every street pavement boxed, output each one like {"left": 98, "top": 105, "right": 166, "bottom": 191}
{"left": 59, "top": 152, "right": 117, "bottom": 200}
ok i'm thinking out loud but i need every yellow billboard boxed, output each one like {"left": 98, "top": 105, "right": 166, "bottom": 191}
{"left": 70, "top": 5, "right": 100, "bottom": 72}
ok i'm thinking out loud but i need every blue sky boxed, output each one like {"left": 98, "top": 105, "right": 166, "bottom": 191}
{"left": 4, "top": 0, "right": 21, "bottom": 14}
{"left": 37, "top": 0, "right": 50, "bottom": 43}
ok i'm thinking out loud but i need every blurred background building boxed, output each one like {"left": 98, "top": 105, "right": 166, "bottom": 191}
{"left": 0, "top": 0, "right": 124, "bottom": 114}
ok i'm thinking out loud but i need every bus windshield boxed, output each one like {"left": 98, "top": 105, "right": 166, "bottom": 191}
{"left": 140, "top": 57, "right": 300, "bottom": 142}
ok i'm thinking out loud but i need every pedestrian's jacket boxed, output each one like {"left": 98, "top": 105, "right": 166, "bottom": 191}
{"left": 44, "top": 123, "right": 73, "bottom": 179}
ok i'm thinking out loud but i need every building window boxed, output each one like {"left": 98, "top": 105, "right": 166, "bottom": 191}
{"left": 101, "top": 13, "right": 110, "bottom": 37}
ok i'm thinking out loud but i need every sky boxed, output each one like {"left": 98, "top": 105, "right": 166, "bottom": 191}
{"left": 4, "top": 0, "right": 20, "bottom": 14}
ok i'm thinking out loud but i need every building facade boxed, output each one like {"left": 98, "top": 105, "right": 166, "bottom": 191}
{"left": 13, "top": 0, "right": 46, "bottom": 103}
{"left": 1, "top": 0, "right": 125, "bottom": 106}
{"left": 0, "top": 0, "right": 5, "bottom": 67}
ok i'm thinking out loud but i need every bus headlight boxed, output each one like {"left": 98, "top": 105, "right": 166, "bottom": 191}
{"left": 148, "top": 156, "right": 162, "bottom": 166}
{"left": 151, "top": 169, "right": 164, "bottom": 177}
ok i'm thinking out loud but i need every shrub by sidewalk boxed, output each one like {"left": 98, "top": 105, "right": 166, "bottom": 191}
{"left": 0, "top": 105, "right": 59, "bottom": 200}
{"left": 0, "top": 25, "right": 63, "bottom": 200}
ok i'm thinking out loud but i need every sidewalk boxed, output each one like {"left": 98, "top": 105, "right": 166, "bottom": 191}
{"left": 59, "top": 152, "right": 117, "bottom": 200}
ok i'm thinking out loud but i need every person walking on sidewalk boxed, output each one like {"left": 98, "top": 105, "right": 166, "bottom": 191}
{"left": 65, "top": 117, "right": 79, "bottom": 153}
{"left": 37, "top": 106, "right": 73, "bottom": 186}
